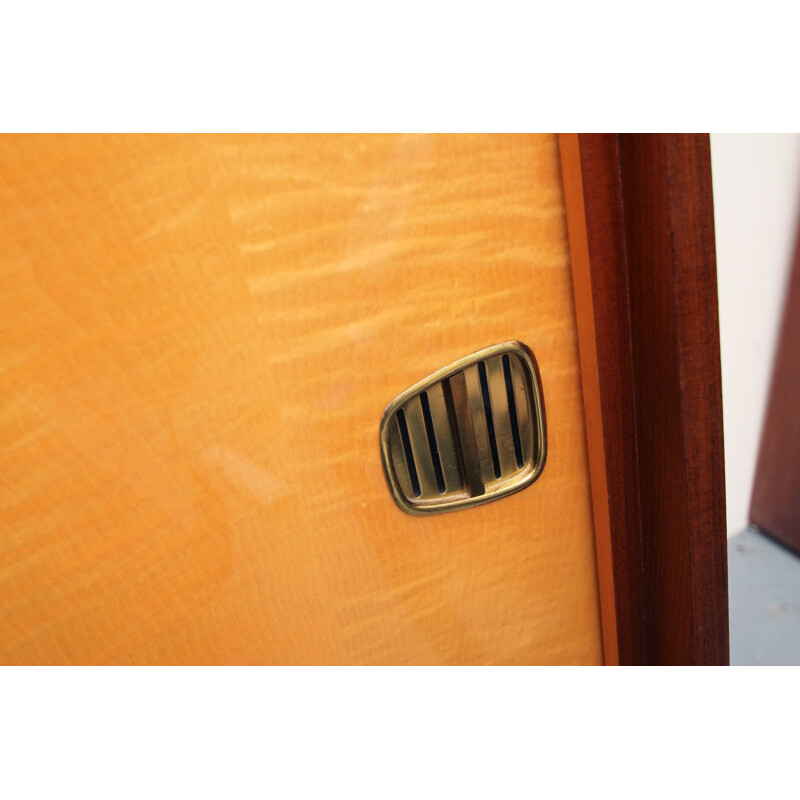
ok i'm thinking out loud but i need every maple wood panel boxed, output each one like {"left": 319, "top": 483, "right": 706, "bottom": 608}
{"left": 0, "top": 134, "right": 604, "bottom": 664}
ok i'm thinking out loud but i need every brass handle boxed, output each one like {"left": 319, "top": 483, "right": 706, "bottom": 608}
{"left": 380, "top": 341, "right": 546, "bottom": 515}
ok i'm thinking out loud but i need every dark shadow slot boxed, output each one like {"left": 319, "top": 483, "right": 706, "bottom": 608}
{"left": 502, "top": 354, "right": 524, "bottom": 468}
{"left": 396, "top": 408, "right": 421, "bottom": 498}
{"left": 478, "top": 361, "right": 502, "bottom": 478}
{"left": 419, "top": 391, "right": 446, "bottom": 494}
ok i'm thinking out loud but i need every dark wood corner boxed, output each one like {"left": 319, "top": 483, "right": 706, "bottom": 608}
{"left": 560, "top": 133, "right": 729, "bottom": 665}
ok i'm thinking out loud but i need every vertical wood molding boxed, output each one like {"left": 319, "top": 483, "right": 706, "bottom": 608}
{"left": 559, "top": 133, "right": 646, "bottom": 666}
{"left": 560, "top": 133, "right": 729, "bottom": 665}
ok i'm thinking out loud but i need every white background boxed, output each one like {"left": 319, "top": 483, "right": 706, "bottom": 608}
{"left": 710, "top": 134, "right": 800, "bottom": 535}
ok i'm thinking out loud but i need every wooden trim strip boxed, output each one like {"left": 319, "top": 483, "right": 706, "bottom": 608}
{"left": 559, "top": 133, "right": 729, "bottom": 665}
{"left": 559, "top": 133, "right": 643, "bottom": 665}
{"left": 558, "top": 133, "right": 621, "bottom": 665}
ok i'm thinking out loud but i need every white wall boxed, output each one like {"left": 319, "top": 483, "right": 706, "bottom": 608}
{"left": 710, "top": 134, "right": 800, "bottom": 535}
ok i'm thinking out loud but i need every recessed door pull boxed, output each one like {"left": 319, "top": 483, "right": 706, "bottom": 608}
{"left": 380, "top": 341, "right": 547, "bottom": 515}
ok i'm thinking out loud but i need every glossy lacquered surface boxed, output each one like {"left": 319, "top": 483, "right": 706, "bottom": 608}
{"left": 0, "top": 134, "right": 603, "bottom": 664}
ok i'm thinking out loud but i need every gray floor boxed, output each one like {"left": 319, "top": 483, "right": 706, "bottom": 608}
{"left": 728, "top": 526, "right": 800, "bottom": 665}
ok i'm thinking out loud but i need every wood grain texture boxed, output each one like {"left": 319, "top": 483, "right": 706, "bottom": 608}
{"left": 750, "top": 207, "right": 800, "bottom": 553}
{"left": 560, "top": 133, "right": 729, "bottom": 665}
{"left": 0, "top": 134, "right": 604, "bottom": 664}
{"left": 559, "top": 133, "right": 634, "bottom": 666}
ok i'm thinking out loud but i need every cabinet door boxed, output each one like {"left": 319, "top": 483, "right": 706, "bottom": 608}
{"left": 0, "top": 134, "right": 605, "bottom": 664}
